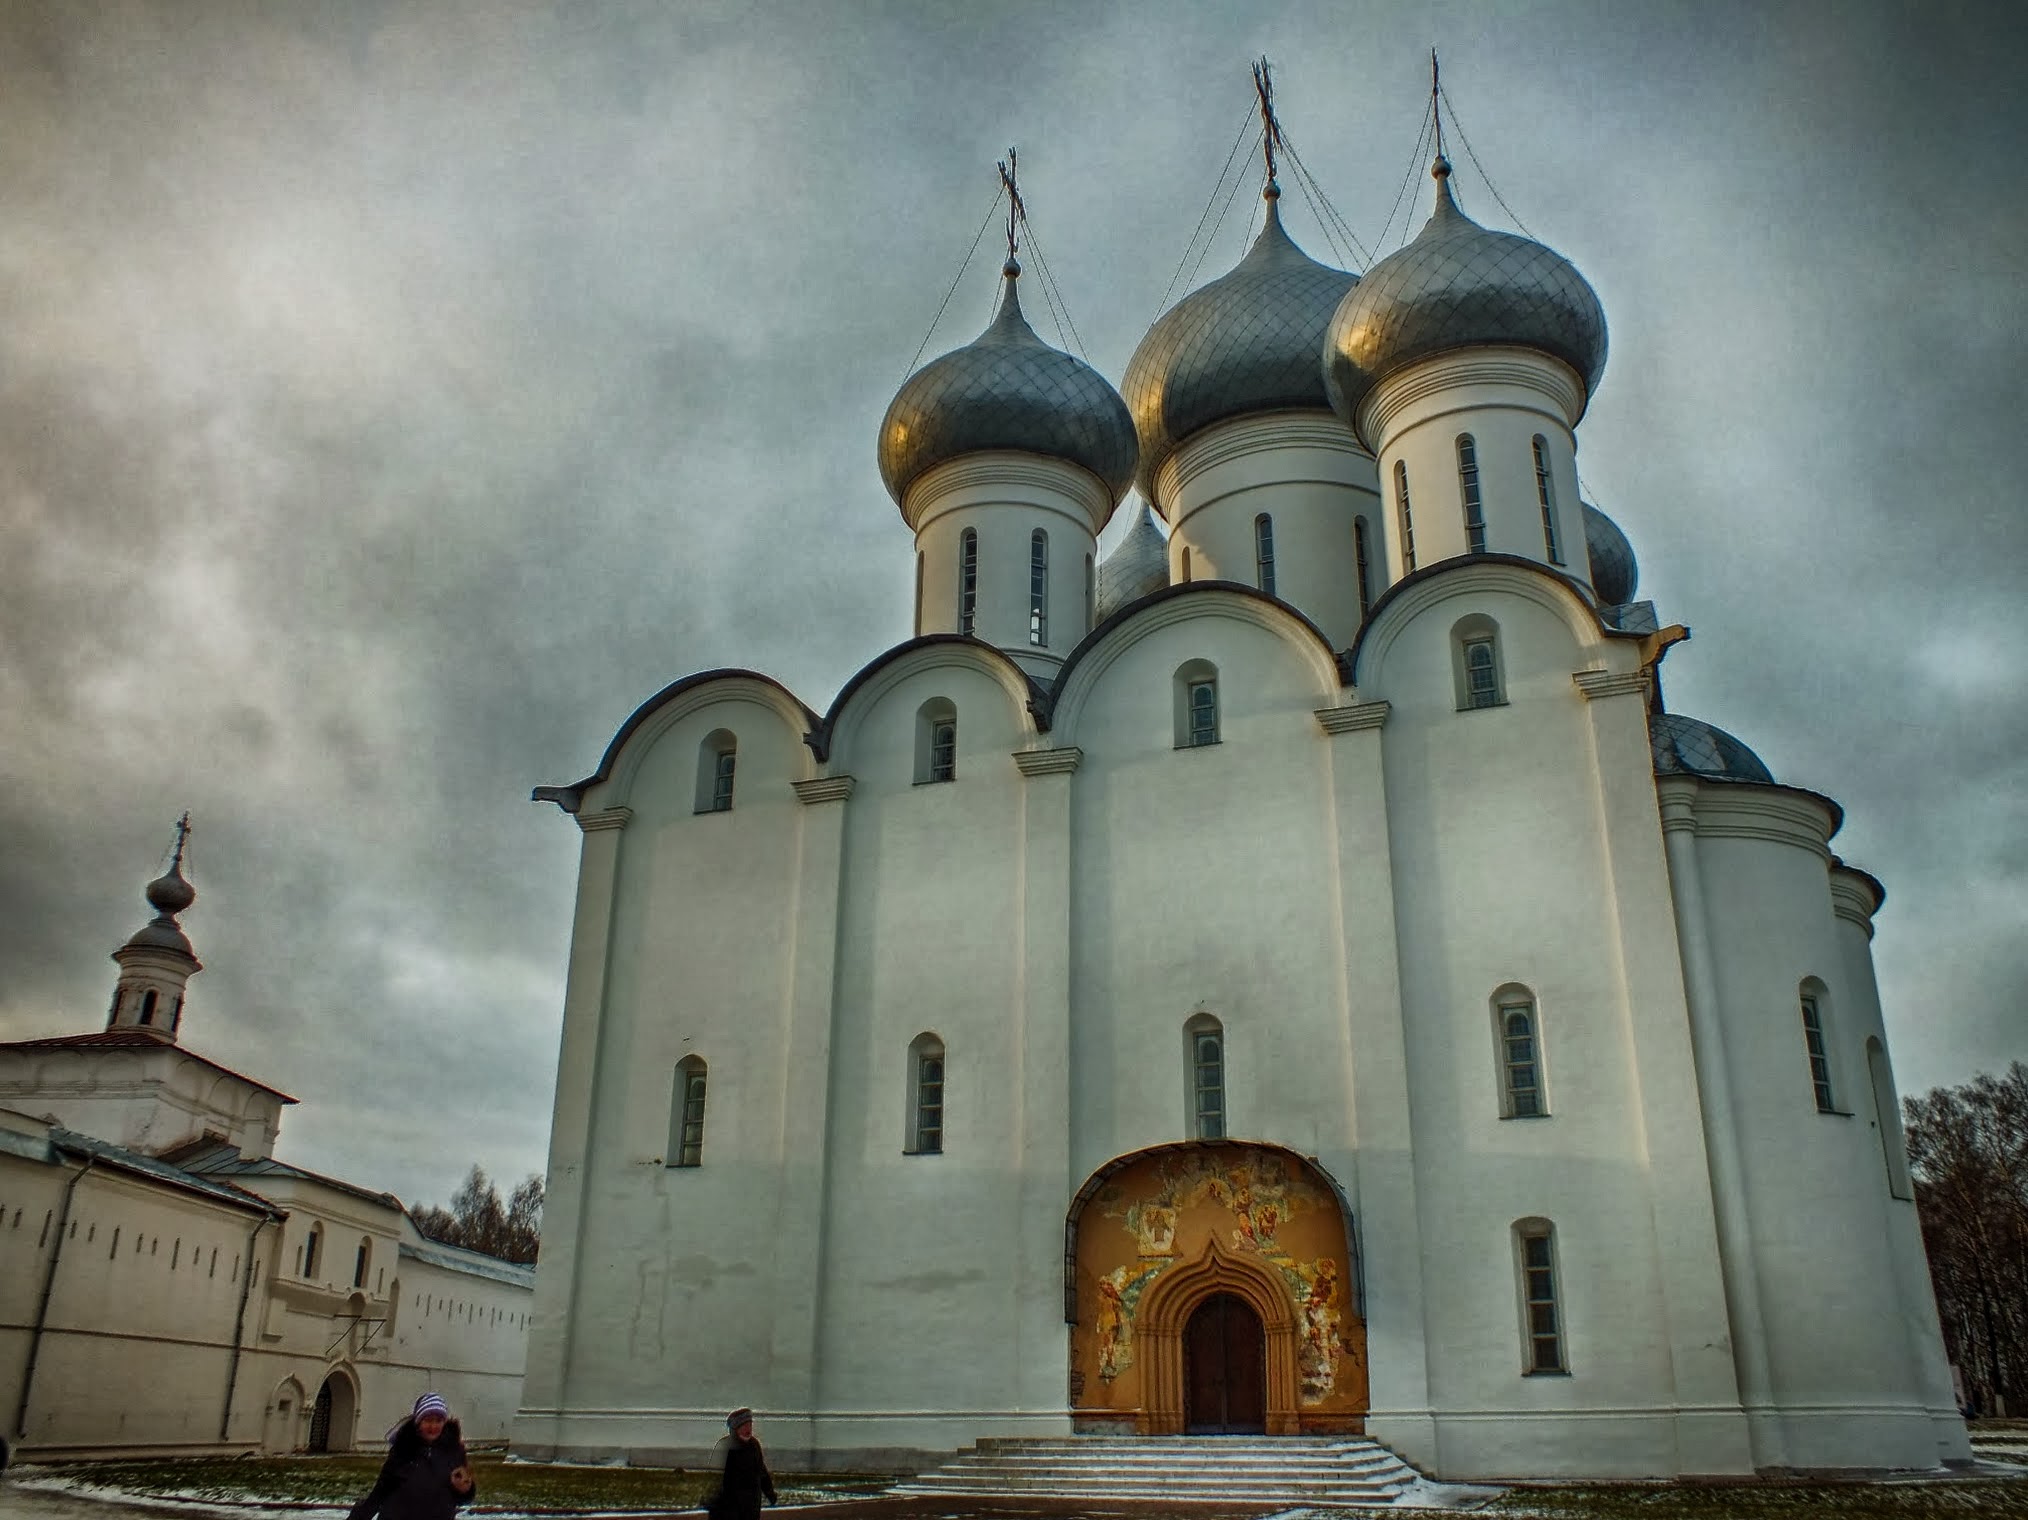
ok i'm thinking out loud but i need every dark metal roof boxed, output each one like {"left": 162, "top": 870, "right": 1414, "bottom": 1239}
{"left": 1650, "top": 711, "right": 1775, "bottom": 785}
{"left": 1584, "top": 502, "right": 1639, "bottom": 605}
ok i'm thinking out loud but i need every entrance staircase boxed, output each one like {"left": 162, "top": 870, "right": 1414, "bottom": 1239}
{"left": 894, "top": 1434, "right": 1424, "bottom": 1508}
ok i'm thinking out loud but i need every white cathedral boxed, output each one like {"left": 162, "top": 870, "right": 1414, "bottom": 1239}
{"left": 513, "top": 113, "right": 1967, "bottom": 1481}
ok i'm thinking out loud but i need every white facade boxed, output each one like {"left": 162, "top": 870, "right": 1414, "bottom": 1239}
{"left": 518, "top": 145, "right": 1965, "bottom": 1481}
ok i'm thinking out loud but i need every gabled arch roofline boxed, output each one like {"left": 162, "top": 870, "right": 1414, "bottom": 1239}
{"left": 1051, "top": 579, "right": 1352, "bottom": 705}
{"left": 1346, "top": 551, "right": 1637, "bottom": 683}
{"left": 532, "top": 669, "right": 820, "bottom": 814}
{"left": 811, "top": 634, "right": 1048, "bottom": 762}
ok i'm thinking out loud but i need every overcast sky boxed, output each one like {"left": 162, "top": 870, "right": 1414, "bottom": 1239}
{"left": 1, "top": 1, "right": 2022, "bottom": 1212}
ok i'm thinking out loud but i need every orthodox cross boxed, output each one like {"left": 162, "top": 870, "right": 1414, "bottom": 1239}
{"left": 1251, "top": 55, "right": 1283, "bottom": 192}
{"left": 171, "top": 811, "right": 190, "bottom": 870}
{"left": 1431, "top": 47, "right": 1446, "bottom": 160}
{"left": 997, "top": 148, "right": 1026, "bottom": 261}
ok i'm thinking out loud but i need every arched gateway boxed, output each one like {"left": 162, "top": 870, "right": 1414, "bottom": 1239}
{"left": 1066, "top": 1141, "right": 1368, "bottom": 1435}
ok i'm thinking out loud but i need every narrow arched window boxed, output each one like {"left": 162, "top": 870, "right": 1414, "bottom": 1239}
{"left": 1800, "top": 988, "right": 1835, "bottom": 1112}
{"left": 1185, "top": 1014, "right": 1224, "bottom": 1139}
{"left": 696, "top": 730, "right": 737, "bottom": 813}
{"left": 1029, "top": 529, "right": 1049, "bottom": 646}
{"left": 914, "top": 551, "right": 925, "bottom": 635}
{"left": 670, "top": 1056, "right": 707, "bottom": 1167}
{"left": 353, "top": 1238, "right": 371, "bottom": 1289}
{"left": 1465, "top": 640, "right": 1498, "bottom": 707}
{"left": 1453, "top": 616, "right": 1505, "bottom": 711}
{"left": 1531, "top": 436, "right": 1563, "bottom": 564}
{"left": 915, "top": 698, "right": 957, "bottom": 784}
{"left": 1254, "top": 513, "right": 1276, "bottom": 596}
{"left": 1353, "top": 516, "right": 1374, "bottom": 617}
{"left": 303, "top": 1223, "right": 323, "bottom": 1281}
{"left": 1174, "top": 660, "right": 1219, "bottom": 748}
{"left": 1515, "top": 1220, "right": 1566, "bottom": 1373}
{"left": 1457, "top": 434, "right": 1487, "bottom": 553}
{"left": 908, "top": 1033, "right": 945, "bottom": 1155}
{"left": 1496, "top": 992, "right": 1547, "bottom": 1117}
{"left": 140, "top": 989, "right": 158, "bottom": 1026}
{"left": 1866, "top": 1037, "right": 1914, "bottom": 1200}
{"left": 1394, "top": 461, "right": 1417, "bottom": 572}
{"left": 957, "top": 528, "right": 978, "bottom": 637}
{"left": 1181, "top": 546, "right": 1192, "bottom": 583}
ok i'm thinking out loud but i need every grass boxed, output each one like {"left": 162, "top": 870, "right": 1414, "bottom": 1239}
{"left": 28, "top": 1452, "right": 891, "bottom": 1511}
{"left": 1480, "top": 1479, "right": 2028, "bottom": 1519}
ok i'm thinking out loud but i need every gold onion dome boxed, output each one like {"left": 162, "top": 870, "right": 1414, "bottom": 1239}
{"left": 879, "top": 261, "right": 1138, "bottom": 510}
{"left": 1323, "top": 156, "right": 1607, "bottom": 445}
{"left": 1122, "top": 190, "right": 1359, "bottom": 506}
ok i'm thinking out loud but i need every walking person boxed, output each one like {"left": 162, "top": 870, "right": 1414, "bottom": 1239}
{"left": 348, "top": 1393, "right": 476, "bottom": 1520}
{"left": 703, "top": 1407, "right": 776, "bottom": 1519}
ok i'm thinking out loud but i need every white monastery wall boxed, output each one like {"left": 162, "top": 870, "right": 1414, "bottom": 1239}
{"left": 0, "top": 1048, "right": 284, "bottom": 1160}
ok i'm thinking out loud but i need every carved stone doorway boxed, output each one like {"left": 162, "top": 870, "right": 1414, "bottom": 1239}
{"left": 1184, "top": 1291, "right": 1266, "bottom": 1433}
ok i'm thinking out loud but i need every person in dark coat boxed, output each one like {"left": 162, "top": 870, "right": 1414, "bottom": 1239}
{"left": 703, "top": 1407, "right": 776, "bottom": 1520}
{"left": 348, "top": 1392, "right": 476, "bottom": 1520}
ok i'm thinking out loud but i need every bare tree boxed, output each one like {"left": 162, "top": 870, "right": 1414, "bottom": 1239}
{"left": 1905, "top": 1062, "right": 2028, "bottom": 1417}
{"left": 413, "top": 1165, "right": 544, "bottom": 1265}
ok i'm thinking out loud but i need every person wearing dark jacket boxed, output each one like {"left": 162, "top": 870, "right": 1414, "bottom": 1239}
{"left": 348, "top": 1393, "right": 476, "bottom": 1520}
{"left": 703, "top": 1407, "right": 776, "bottom": 1520}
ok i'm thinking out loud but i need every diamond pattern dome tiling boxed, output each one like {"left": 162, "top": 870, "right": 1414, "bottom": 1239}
{"left": 1122, "top": 194, "right": 1359, "bottom": 504}
{"left": 1650, "top": 712, "right": 1774, "bottom": 785}
{"left": 1583, "top": 502, "right": 1639, "bottom": 605}
{"left": 1324, "top": 162, "right": 1607, "bottom": 440}
{"left": 879, "top": 270, "right": 1138, "bottom": 509}
{"left": 1095, "top": 499, "right": 1170, "bottom": 619}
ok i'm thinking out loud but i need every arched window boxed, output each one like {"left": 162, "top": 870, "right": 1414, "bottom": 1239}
{"left": 1457, "top": 434, "right": 1487, "bottom": 553}
{"left": 913, "top": 551, "right": 924, "bottom": 635}
{"left": 1799, "top": 985, "right": 1835, "bottom": 1112}
{"left": 957, "top": 528, "right": 978, "bottom": 637}
{"left": 1495, "top": 991, "right": 1547, "bottom": 1117}
{"left": 140, "top": 989, "right": 158, "bottom": 1026}
{"left": 1452, "top": 615, "right": 1505, "bottom": 711}
{"left": 1029, "top": 529, "right": 1049, "bottom": 646}
{"left": 1866, "top": 1037, "right": 1914, "bottom": 1200}
{"left": 1254, "top": 513, "right": 1276, "bottom": 596}
{"left": 1084, "top": 554, "right": 1095, "bottom": 629}
{"left": 1185, "top": 1013, "right": 1225, "bottom": 1140}
{"left": 1180, "top": 546, "right": 1192, "bottom": 583}
{"left": 695, "top": 730, "right": 737, "bottom": 814}
{"left": 1174, "top": 660, "right": 1219, "bottom": 748}
{"left": 1514, "top": 1219, "right": 1566, "bottom": 1373}
{"left": 1353, "top": 516, "right": 1374, "bottom": 617}
{"left": 353, "top": 1238, "right": 371, "bottom": 1289}
{"left": 670, "top": 1057, "right": 707, "bottom": 1167}
{"left": 303, "top": 1223, "right": 323, "bottom": 1281}
{"left": 1394, "top": 460, "right": 1417, "bottom": 572}
{"left": 171, "top": 995, "right": 184, "bottom": 1034}
{"left": 1531, "top": 436, "right": 1564, "bottom": 564}
{"left": 914, "top": 698, "right": 957, "bottom": 784}
{"left": 907, "top": 1033, "right": 945, "bottom": 1155}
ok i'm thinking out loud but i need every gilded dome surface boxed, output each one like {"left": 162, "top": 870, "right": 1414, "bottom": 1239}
{"left": 1583, "top": 502, "right": 1638, "bottom": 605}
{"left": 1324, "top": 159, "right": 1607, "bottom": 440}
{"left": 1095, "top": 500, "right": 1169, "bottom": 619}
{"left": 1122, "top": 193, "right": 1359, "bottom": 504}
{"left": 1650, "top": 712, "right": 1773, "bottom": 785}
{"left": 879, "top": 266, "right": 1137, "bottom": 509}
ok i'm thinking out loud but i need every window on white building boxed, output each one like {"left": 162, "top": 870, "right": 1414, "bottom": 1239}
{"left": 1255, "top": 513, "right": 1277, "bottom": 596}
{"left": 1532, "top": 435, "right": 1564, "bottom": 564}
{"left": 1030, "top": 529, "right": 1049, "bottom": 646}
{"left": 1353, "top": 516, "right": 1374, "bottom": 617}
{"left": 1174, "top": 661, "right": 1220, "bottom": 748}
{"left": 915, "top": 699, "right": 957, "bottom": 784}
{"left": 908, "top": 1033, "right": 945, "bottom": 1154}
{"left": 695, "top": 730, "right": 738, "bottom": 814}
{"left": 1496, "top": 993, "right": 1547, "bottom": 1117}
{"left": 1515, "top": 1219, "right": 1566, "bottom": 1373}
{"left": 1457, "top": 434, "right": 1487, "bottom": 553}
{"left": 1801, "top": 990, "right": 1835, "bottom": 1112}
{"left": 1395, "top": 460, "right": 1417, "bottom": 572}
{"left": 958, "top": 527, "right": 979, "bottom": 636}
{"left": 1185, "top": 1014, "right": 1225, "bottom": 1140}
{"left": 671, "top": 1057, "right": 708, "bottom": 1167}
{"left": 303, "top": 1223, "right": 323, "bottom": 1280}
{"left": 1452, "top": 616, "right": 1506, "bottom": 711}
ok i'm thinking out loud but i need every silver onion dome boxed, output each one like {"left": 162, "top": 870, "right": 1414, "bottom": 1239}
{"left": 1096, "top": 500, "right": 1170, "bottom": 619}
{"left": 879, "top": 261, "right": 1138, "bottom": 509}
{"left": 1583, "top": 502, "right": 1638, "bottom": 605}
{"left": 1323, "top": 157, "right": 1607, "bottom": 442}
{"left": 1650, "top": 712, "right": 1774, "bottom": 785}
{"left": 1121, "top": 190, "right": 1359, "bottom": 505}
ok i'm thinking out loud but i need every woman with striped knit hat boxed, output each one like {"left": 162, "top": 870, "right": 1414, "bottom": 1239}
{"left": 347, "top": 1393, "right": 476, "bottom": 1520}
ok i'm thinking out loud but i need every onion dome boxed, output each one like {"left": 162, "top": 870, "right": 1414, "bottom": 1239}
{"left": 1583, "top": 502, "right": 1639, "bottom": 605}
{"left": 126, "top": 854, "right": 196, "bottom": 955}
{"left": 1121, "top": 189, "right": 1359, "bottom": 504}
{"left": 1096, "top": 500, "right": 1170, "bottom": 619}
{"left": 1650, "top": 712, "right": 1774, "bottom": 785}
{"left": 879, "top": 260, "right": 1137, "bottom": 509}
{"left": 1324, "top": 156, "right": 1607, "bottom": 440}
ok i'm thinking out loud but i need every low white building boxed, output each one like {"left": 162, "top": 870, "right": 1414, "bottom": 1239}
{"left": 0, "top": 844, "right": 534, "bottom": 1461}
{"left": 513, "top": 119, "right": 1967, "bottom": 1484}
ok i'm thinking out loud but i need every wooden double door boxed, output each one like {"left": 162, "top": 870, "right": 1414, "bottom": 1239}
{"left": 1183, "top": 1291, "right": 1266, "bottom": 1433}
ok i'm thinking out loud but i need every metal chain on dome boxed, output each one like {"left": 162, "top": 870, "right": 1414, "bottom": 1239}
{"left": 900, "top": 178, "right": 1008, "bottom": 383}
{"left": 1154, "top": 99, "right": 1259, "bottom": 320}
{"left": 1180, "top": 133, "right": 1262, "bottom": 297}
{"left": 1020, "top": 219, "right": 1089, "bottom": 361}
{"left": 1278, "top": 130, "right": 1372, "bottom": 269}
{"left": 1371, "top": 92, "right": 1436, "bottom": 255}
{"left": 1436, "top": 83, "right": 1537, "bottom": 240}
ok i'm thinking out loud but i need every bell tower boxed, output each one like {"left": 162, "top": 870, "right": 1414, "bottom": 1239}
{"left": 108, "top": 814, "right": 202, "bottom": 1041}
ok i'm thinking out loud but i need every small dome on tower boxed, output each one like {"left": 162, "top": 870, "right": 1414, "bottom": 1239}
{"left": 1583, "top": 503, "right": 1639, "bottom": 605}
{"left": 1122, "top": 191, "right": 1359, "bottom": 504}
{"left": 1650, "top": 712, "right": 1773, "bottom": 785}
{"left": 1323, "top": 157, "right": 1607, "bottom": 442}
{"left": 147, "top": 861, "right": 196, "bottom": 917}
{"left": 1095, "top": 500, "right": 1169, "bottom": 619}
{"left": 878, "top": 262, "right": 1137, "bottom": 510}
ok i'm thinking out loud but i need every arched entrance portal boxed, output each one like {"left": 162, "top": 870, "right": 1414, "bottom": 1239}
{"left": 1066, "top": 1141, "right": 1368, "bottom": 1436}
{"left": 306, "top": 1370, "right": 357, "bottom": 1453}
{"left": 1185, "top": 1292, "right": 1265, "bottom": 1433}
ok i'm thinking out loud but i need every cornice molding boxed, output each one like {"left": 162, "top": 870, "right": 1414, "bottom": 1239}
{"left": 1573, "top": 669, "right": 1651, "bottom": 701}
{"left": 1156, "top": 410, "right": 1373, "bottom": 514}
{"left": 1014, "top": 746, "right": 1084, "bottom": 777}
{"left": 576, "top": 807, "right": 633, "bottom": 834}
{"left": 1828, "top": 869, "right": 1881, "bottom": 936}
{"left": 1314, "top": 701, "right": 1390, "bottom": 735}
{"left": 902, "top": 450, "right": 1113, "bottom": 536}
{"left": 1357, "top": 346, "right": 1584, "bottom": 452}
{"left": 1659, "top": 781, "right": 1836, "bottom": 856}
{"left": 791, "top": 777, "right": 858, "bottom": 805}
